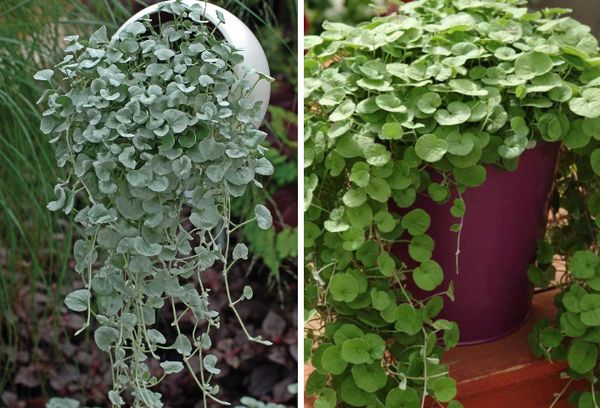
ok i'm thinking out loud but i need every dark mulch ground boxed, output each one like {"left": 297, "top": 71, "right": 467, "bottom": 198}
{"left": 1, "top": 260, "right": 298, "bottom": 408}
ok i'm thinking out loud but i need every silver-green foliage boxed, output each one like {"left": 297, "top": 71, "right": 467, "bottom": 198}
{"left": 235, "top": 397, "right": 286, "bottom": 408}
{"left": 304, "top": 0, "right": 600, "bottom": 407}
{"left": 36, "top": 2, "right": 273, "bottom": 407}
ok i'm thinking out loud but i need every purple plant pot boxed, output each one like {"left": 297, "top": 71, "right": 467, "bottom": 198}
{"left": 392, "top": 142, "right": 561, "bottom": 345}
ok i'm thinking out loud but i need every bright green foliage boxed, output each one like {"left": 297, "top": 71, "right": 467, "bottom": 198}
{"left": 530, "top": 213, "right": 600, "bottom": 403}
{"left": 37, "top": 2, "right": 274, "bottom": 407}
{"left": 305, "top": 0, "right": 600, "bottom": 406}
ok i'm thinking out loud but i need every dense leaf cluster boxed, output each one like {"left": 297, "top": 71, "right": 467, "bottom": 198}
{"left": 36, "top": 2, "right": 273, "bottom": 407}
{"left": 304, "top": 0, "right": 600, "bottom": 406}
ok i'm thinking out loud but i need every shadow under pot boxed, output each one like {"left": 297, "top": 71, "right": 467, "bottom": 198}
{"left": 391, "top": 141, "right": 561, "bottom": 345}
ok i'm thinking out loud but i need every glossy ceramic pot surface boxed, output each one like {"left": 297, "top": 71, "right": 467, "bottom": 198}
{"left": 393, "top": 142, "right": 561, "bottom": 344}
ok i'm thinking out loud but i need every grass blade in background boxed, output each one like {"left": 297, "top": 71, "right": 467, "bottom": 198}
{"left": 0, "top": 0, "right": 132, "bottom": 394}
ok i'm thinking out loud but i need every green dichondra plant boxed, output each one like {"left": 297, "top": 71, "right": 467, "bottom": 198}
{"left": 304, "top": 0, "right": 600, "bottom": 406}
{"left": 35, "top": 2, "right": 274, "bottom": 407}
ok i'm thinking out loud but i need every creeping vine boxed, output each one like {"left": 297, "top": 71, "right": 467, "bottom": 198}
{"left": 304, "top": 0, "right": 600, "bottom": 407}
{"left": 36, "top": 1, "right": 274, "bottom": 407}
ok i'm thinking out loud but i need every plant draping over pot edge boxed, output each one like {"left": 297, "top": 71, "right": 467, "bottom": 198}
{"left": 304, "top": 0, "right": 600, "bottom": 406}
{"left": 35, "top": 1, "right": 275, "bottom": 407}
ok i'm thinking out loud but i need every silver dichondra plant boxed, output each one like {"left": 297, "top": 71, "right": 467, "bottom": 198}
{"left": 35, "top": 1, "right": 274, "bottom": 407}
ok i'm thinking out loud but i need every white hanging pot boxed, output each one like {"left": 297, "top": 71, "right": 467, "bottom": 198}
{"left": 113, "top": 0, "right": 271, "bottom": 127}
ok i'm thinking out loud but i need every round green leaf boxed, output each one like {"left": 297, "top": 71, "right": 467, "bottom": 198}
{"left": 394, "top": 304, "right": 423, "bottom": 335}
{"left": 570, "top": 88, "right": 600, "bottom": 118}
{"left": 443, "top": 321, "right": 460, "bottom": 348}
{"left": 401, "top": 208, "right": 431, "bottom": 236}
{"left": 304, "top": 35, "right": 323, "bottom": 49}
{"left": 486, "top": 105, "right": 508, "bottom": 133}
{"left": 494, "top": 47, "right": 517, "bottom": 61}
{"left": 582, "top": 117, "right": 600, "bottom": 140}
{"left": 528, "top": 73, "right": 562, "bottom": 93}
{"left": 450, "top": 198, "right": 466, "bottom": 218}
{"left": 321, "top": 346, "right": 348, "bottom": 375}
{"left": 415, "top": 133, "right": 448, "bottom": 162}
{"left": 163, "top": 109, "right": 188, "bottom": 133}
{"left": 333, "top": 323, "right": 364, "bottom": 344}
{"left": 329, "top": 273, "right": 360, "bottom": 303}
{"left": 125, "top": 21, "right": 146, "bottom": 35}
{"left": 429, "top": 377, "right": 457, "bottom": 403}
{"left": 320, "top": 88, "right": 346, "bottom": 106}
{"left": 64, "top": 289, "right": 91, "bottom": 312}
{"left": 591, "top": 148, "right": 600, "bottom": 176}
{"left": 569, "top": 250, "right": 600, "bottom": 279}
{"left": 374, "top": 210, "right": 397, "bottom": 233}
{"left": 454, "top": 165, "right": 486, "bottom": 187}
{"left": 365, "top": 144, "right": 391, "bottom": 167}
{"left": 94, "top": 326, "right": 120, "bottom": 352}
{"left": 381, "top": 122, "right": 404, "bottom": 140}
{"left": 330, "top": 100, "right": 356, "bottom": 122}
{"left": 414, "top": 259, "right": 444, "bottom": 291}
{"left": 514, "top": 52, "right": 553, "bottom": 79}
{"left": 377, "top": 252, "right": 396, "bottom": 276}
{"left": 427, "top": 183, "right": 450, "bottom": 202}
{"left": 347, "top": 204, "right": 372, "bottom": 229}
{"left": 371, "top": 288, "right": 391, "bottom": 311}
{"left": 417, "top": 92, "right": 442, "bottom": 114}
{"left": 498, "top": 134, "right": 527, "bottom": 159}
{"left": 578, "top": 392, "right": 600, "bottom": 408}
{"left": 434, "top": 102, "right": 470, "bottom": 126}
{"left": 340, "top": 377, "right": 369, "bottom": 406}
{"left": 385, "top": 388, "right": 420, "bottom": 408}
{"left": 160, "top": 361, "right": 184, "bottom": 374}
{"left": 549, "top": 85, "right": 573, "bottom": 102}
{"left": 449, "top": 79, "right": 488, "bottom": 96}
{"left": 580, "top": 293, "right": 600, "bottom": 326}
{"left": 178, "top": 132, "right": 197, "bottom": 148}
{"left": 350, "top": 162, "right": 370, "bottom": 187}
{"left": 560, "top": 312, "right": 587, "bottom": 338}
{"left": 314, "top": 389, "right": 337, "bottom": 408}
{"left": 538, "top": 112, "right": 564, "bottom": 141}
{"left": 562, "top": 285, "right": 586, "bottom": 313}
{"left": 255, "top": 204, "right": 273, "bottom": 230}
{"left": 540, "top": 327, "right": 563, "bottom": 348}
{"left": 376, "top": 94, "right": 406, "bottom": 112}
{"left": 132, "top": 236, "right": 162, "bottom": 256}
{"left": 232, "top": 243, "right": 248, "bottom": 260}
{"left": 446, "top": 132, "right": 475, "bottom": 156}
{"left": 306, "top": 371, "right": 327, "bottom": 396}
{"left": 363, "top": 333, "right": 386, "bottom": 359}
{"left": 409, "top": 234, "right": 435, "bottom": 262}
{"left": 340, "top": 338, "right": 372, "bottom": 364}
{"left": 343, "top": 189, "right": 367, "bottom": 208}
{"left": 351, "top": 362, "right": 387, "bottom": 392}
{"left": 567, "top": 339, "right": 598, "bottom": 374}
{"left": 564, "top": 120, "right": 590, "bottom": 149}
{"left": 365, "top": 177, "right": 391, "bottom": 202}
{"left": 34, "top": 69, "right": 54, "bottom": 81}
